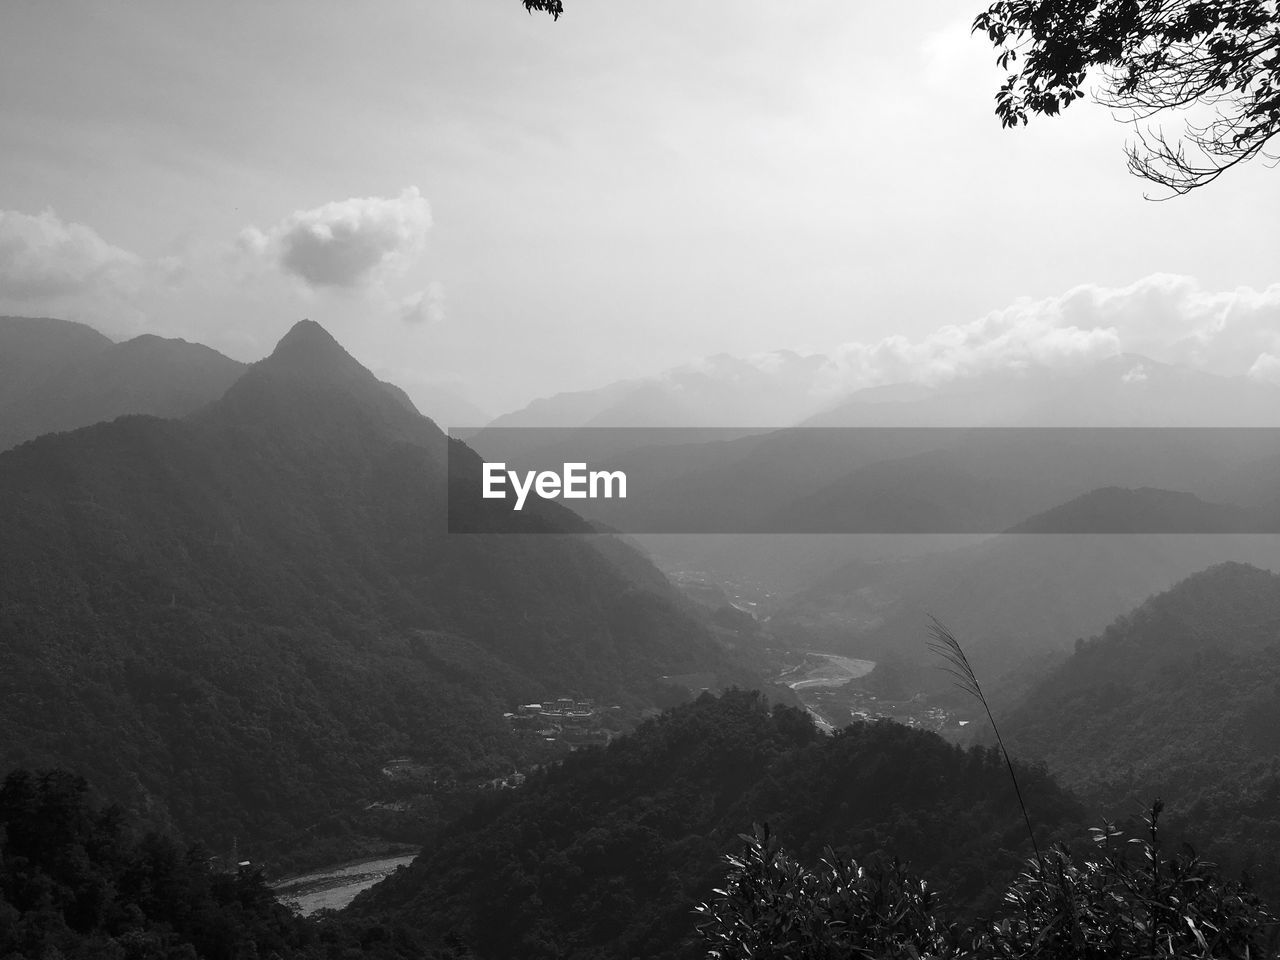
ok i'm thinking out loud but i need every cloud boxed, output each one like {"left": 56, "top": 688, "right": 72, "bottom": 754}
{"left": 0, "top": 208, "right": 141, "bottom": 299}
{"left": 242, "top": 187, "right": 432, "bottom": 290}
{"left": 1121, "top": 363, "right": 1149, "bottom": 384}
{"left": 399, "top": 281, "right": 446, "bottom": 324}
{"left": 1054, "top": 274, "right": 1280, "bottom": 371}
{"left": 815, "top": 274, "right": 1280, "bottom": 397}
{"left": 1248, "top": 353, "right": 1280, "bottom": 384}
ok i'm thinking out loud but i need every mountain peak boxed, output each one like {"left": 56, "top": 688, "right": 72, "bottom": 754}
{"left": 207, "top": 319, "right": 440, "bottom": 447}
{"left": 260, "top": 319, "right": 367, "bottom": 382}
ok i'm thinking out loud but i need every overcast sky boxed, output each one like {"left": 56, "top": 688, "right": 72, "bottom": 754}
{"left": 1, "top": 0, "right": 1277, "bottom": 415}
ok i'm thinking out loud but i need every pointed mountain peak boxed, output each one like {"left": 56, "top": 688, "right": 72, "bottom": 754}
{"left": 208, "top": 319, "right": 441, "bottom": 447}
{"left": 259, "top": 319, "right": 368, "bottom": 382}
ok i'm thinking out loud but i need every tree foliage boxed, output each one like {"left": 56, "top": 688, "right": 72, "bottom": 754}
{"left": 695, "top": 824, "right": 952, "bottom": 960}
{"left": 523, "top": 0, "right": 563, "bottom": 19}
{"left": 974, "top": 0, "right": 1280, "bottom": 195}
{"left": 698, "top": 803, "right": 1279, "bottom": 959}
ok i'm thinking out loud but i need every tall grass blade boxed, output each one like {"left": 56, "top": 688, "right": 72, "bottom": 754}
{"left": 926, "top": 616, "right": 1044, "bottom": 871}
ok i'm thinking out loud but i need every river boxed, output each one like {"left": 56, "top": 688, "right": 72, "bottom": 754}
{"left": 783, "top": 652, "right": 876, "bottom": 690}
{"left": 271, "top": 853, "right": 418, "bottom": 915}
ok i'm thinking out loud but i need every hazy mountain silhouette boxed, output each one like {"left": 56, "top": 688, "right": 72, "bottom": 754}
{"left": 0, "top": 319, "right": 741, "bottom": 854}
{"left": 567, "top": 354, "right": 1280, "bottom": 595}
{"left": 803, "top": 354, "right": 1280, "bottom": 427}
{"left": 400, "top": 379, "right": 491, "bottom": 429}
{"left": 0, "top": 316, "right": 113, "bottom": 400}
{"left": 560, "top": 425, "right": 1277, "bottom": 536}
{"left": 0, "top": 316, "right": 244, "bottom": 451}
{"left": 1006, "top": 485, "right": 1260, "bottom": 533}
{"left": 487, "top": 350, "right": 833, "bottom": 429}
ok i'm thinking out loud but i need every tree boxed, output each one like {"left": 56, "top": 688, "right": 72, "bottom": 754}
{"left": 523, "top": 0, "right": 563, "bottom": 19}
{"left": 974, "top": 0, "right": 1280, "bottom": 196}
{"left": 697, "top": 807, "right": 1279, "bottom": 959}
{"left": 695, "top": 824, "right": 952, "bottom": 960}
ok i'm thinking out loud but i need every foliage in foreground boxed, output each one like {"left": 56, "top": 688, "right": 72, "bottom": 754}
{"left": 698, "top": 803, "right": 1278, "bottom": 959}
{"left": 976, "top": 0, "right": 1280, "bottom": 195}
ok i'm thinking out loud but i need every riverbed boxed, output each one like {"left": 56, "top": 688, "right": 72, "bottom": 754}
{"left": 784, "top": 652, "right": 876, "bottom": 690}
{"left": 271, "top": 853, "right": 418, "bottom": 915}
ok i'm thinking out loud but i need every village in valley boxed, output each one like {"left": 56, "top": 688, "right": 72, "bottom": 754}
{"left": 504, "top": 697, "right": 618, "bottom": 750}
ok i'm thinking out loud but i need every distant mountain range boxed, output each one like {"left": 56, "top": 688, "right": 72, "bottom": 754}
{"left": 0, "top": 316, "right": 486, "bottom": 451}
{"left": 0, "top": 319, "right": 747, "bottom": 856}
{"left": 488, "top": 351, "right": 1280, "bottom": 430}
{"left": 486, "top": 350, "right": 834, "bottom": 429}
{"left": 1006, "top": 486, "right": 1258, "bottom": 534}
{"left": 0, "top": 316, "right": 244, "bottom": 451}
{"left": 474, "top": 349, "right": 1280, "bottom": 541}
{"left": 803, "top": 354, "right": 1280, "bottom": 427}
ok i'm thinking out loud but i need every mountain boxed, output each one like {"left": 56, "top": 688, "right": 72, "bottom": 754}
{"left": 0, "top": 316, "right": 244, "bottom": 451}
{"left": 0, "top": 316, "right": 113, "bottom": 404}
{"left": 487, "top": 350, "right": 833, "bottom": 429}
{"left": 803, "top": 354, "right": 1280, "bottom": 428}
{"left": 475, "top": 354, "right": 1280, "bottom": 542}
{"left": 399, "top": 379, "right": 490, "bottom": 429}
{"left": 1006, "top": 486, "right": 1259, "bottom": 533}
{"left": 350, "top": 690, "right": 1085, "bottom": 960}
{"left": 0, "top": 320, "right": 746, "bottom": 861}
{"left": 531, "top": 424, "right": 1278, "bottom": 537}
{"left": 0, "top": 316, "right": 116, "bottom": 443}
{"left": 492, "top": 351, "right": 1280, "bottom": 433}
{"left": 1003, "top": 562, "right": 1280, "bottom": 893}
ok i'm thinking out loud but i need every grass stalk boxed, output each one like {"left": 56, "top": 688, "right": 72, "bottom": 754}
{"left": 926, "top": 616, "right": 1044, "bottom": 872}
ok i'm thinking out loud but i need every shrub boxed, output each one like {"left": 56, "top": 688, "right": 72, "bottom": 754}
{"left": 697, "top": 805, "right": 1279, "bottom": 959}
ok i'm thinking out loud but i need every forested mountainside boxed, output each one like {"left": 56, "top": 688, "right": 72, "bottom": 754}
{"left": 0, "top": 320, "right": 746, "bottom": 860}
{"left": 351, "top": 689, "right": 1085, "bottom": 960}
{"left": 1005, "top": 561, "right": 1280, "bottom": 896}
{"left": 0, "top": 316, "right": 245, "bottom": 452}
{"left": 9, "top": 691, "right": 1276, "bottom": 960}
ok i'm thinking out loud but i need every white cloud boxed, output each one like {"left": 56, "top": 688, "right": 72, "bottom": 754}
{"left": 0, "top": 207, "right": 141, "bottom": 299}
{"left": 815, "top": 274, "right": 1280, "bottom": 397}
{"left": 242, "top": 187, "right": 432, "bottom": 290}
{"left": 1053, "top": 273, "right": 1280, "bottom": 371}
{"left": 1121, "top": 363, "right": 1149, "bottom": 384}
{"left": 399, "top": 281, "right": 446, "bottom": 324}
{"left": 1248, "top": 353, "right": 1280, "bottom": 384}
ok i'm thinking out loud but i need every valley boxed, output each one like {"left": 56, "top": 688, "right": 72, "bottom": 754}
{"left": 5, "top": 1, "right": 1279, "bottom": 954}
{"left": 7, "top": 317, "right": 1280, "bottom": 959}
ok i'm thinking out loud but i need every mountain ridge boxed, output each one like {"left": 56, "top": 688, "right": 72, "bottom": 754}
{"left": 0, "top": 319, "right": 748, "bottom": 859}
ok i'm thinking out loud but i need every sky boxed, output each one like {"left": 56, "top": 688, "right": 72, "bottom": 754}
{"left": 1, "top": 0, "right": 1277, "bottom": 417}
